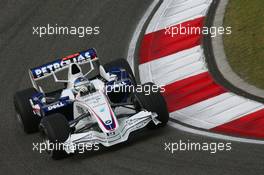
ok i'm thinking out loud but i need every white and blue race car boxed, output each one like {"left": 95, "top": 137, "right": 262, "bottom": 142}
{"left": 13, "top": 48, "right": 169, "bottom": 159}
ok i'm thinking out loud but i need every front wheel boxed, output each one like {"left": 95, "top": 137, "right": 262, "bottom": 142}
{"left": 134, "top": 83, "right": 169, "bottom": 128}
{"left": 39, "top": 113, "right": 70, "bottom": 160}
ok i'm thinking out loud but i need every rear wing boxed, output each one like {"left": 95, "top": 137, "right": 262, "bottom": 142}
{"left": 29, "top": 48, "right": 98, "bottom": 89}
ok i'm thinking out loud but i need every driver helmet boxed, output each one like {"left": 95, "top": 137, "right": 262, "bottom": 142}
{"left": 73, "top": 77, "right": 90, "bottom": 94}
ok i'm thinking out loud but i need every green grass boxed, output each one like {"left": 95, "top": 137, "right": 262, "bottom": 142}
{"left": 223, "top": 0, "right": 264, "bottom": 89}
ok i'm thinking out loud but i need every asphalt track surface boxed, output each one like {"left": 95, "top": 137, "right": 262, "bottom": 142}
{"left": 0, "top": 0, "right": 263, "bottom": 174}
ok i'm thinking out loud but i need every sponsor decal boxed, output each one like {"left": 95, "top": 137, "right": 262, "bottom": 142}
{"left": 47, "top": 102, "right": 64, "bottom": 111}
{"left": 31, "top": 49, "right": 97, "bottom": 79}
{"left": 105, "top": 120, "right": 112, "bottom": 125}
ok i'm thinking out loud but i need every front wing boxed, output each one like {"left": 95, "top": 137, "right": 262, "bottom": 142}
{"left": 63, "top": 111, "right": 160, "bottom": 153}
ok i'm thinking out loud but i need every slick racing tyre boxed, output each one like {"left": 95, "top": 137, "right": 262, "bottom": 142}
{"left": 134, "top": 82, "right": 169, "bottom": 128}
{"left": 14, "top": 88, "right": 40, "bottom": 134}
{"left": 104, "top": 58, "right": 137, "bottom": 85}
{"left": 39, "top": 113, "right": 70, "bottom": 160}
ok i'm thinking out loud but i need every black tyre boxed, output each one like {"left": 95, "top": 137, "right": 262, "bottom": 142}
{"left": 134, "top": 83, "right": 169, "bottom": 128}
{"left": 104, "top": 58, "right": 137, "bottom": 85}
{"left": 39, "top": 113, "right": 70, "bottom": 160}
{"left": 13, "top": 88, "right": 40, "bottom": 134}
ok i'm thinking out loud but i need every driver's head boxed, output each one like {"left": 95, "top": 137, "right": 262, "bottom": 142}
{"left": 73, "top": 77, "right": 90, "bottom": 94}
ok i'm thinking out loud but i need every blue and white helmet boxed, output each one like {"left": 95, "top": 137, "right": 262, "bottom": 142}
{"left": 73, "top": 77, "right": 90, "bottom": 93}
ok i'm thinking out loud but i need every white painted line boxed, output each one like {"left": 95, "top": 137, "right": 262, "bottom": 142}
{"left": 170, "top": 92, "right": 264, "bottom": 129}
{"left": 139, "top": 46, "right": 208, "bottom": 85}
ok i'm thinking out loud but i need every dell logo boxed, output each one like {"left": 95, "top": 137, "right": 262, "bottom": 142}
{"left": 48, "top": 102, "right": 64, "bottom": 111}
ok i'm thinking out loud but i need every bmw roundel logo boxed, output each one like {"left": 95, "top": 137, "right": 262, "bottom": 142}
{"left": 105, "top": 120, "right": 112, "bottom": 125}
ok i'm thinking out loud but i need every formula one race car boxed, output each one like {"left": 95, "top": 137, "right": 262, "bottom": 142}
{"left": 13, "top": 48, "right": 169, "bottom": 159}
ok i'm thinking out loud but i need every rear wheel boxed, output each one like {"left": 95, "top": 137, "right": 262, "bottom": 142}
{"left": 104, "top": 58, "right": 137, "bottom": 103}
{"left": 134, "top": 83, "right": 169, "bottom": 128}
{"left": 13, "top": 88, "right": 40, "bottom": 134}
{"left": 39, "top": 113, "right": 70, "bottom": 160}
{"left": 104, "top": 58, "right": 137, "bottom": 85}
